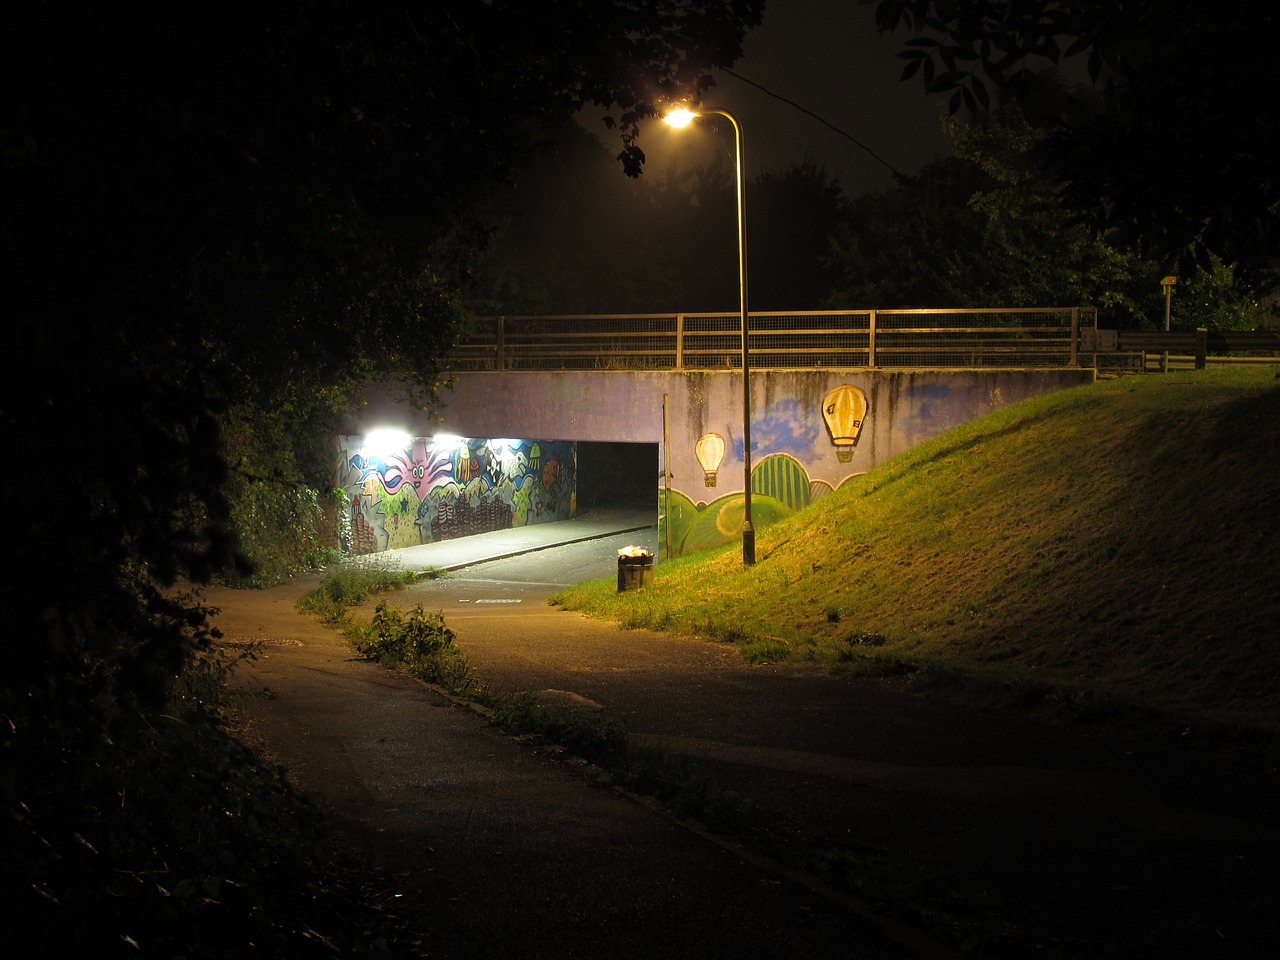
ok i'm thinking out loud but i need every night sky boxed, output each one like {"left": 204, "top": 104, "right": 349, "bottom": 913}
{"left": 632, "top": 1, "right": 953, "bottom": 197}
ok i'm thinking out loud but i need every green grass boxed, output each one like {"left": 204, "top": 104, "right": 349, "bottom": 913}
{"left": 296, "top": 558, "right": 480, "bottom": 698}
{"left": 297, "top": 555, "right": 440, "bottom": 621}
{"left": 354, "top": 602, "right": 486, "bottom": 699}
{"left": 554, "top": 367, "right": 1280, "bottom": 738}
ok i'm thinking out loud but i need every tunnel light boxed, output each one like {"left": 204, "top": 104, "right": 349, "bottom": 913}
{"left": 360, "top": 428, "right": 411, "bottom": 460}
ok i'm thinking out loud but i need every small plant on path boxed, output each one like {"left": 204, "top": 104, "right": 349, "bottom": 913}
{"left": 355, "top": 602, "right": 484, "bottom": 699}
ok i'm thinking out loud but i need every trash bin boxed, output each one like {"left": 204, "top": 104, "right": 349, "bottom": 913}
{"left": 616, "top": 546, "right": 654, "bottom": 592}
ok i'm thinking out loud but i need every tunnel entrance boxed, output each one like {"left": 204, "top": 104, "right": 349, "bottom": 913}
{"left": 575, "top": 441, "right": 659, "bottom": 518}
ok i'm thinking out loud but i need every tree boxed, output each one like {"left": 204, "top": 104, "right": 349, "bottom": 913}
{"left": 4, "top": 0, "right": 765, "bottom": 636}
{"left": 945, "top": 109, "right": 1151, "bottom": 320}
{"left": 1173, "top": 255, "right": 1259, "bottom": 333}
{"left": 2, "top": 2, "right": 763, "bottom": 951}
{"left": 823, "top": 109, "right": 1157, "bottom": 321}
{"left": 871, "top": 0, "right": 1280, "bottom": 282}
{"left": 747, "top": 159, "right": 852, "bottom": 310}
{"left": 823, "top": 155, "right": 991, "bottom": 308}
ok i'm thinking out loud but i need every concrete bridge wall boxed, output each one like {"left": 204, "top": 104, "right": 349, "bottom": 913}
{"left": 354, "top": 367, "right": 1093, "bottom": 556}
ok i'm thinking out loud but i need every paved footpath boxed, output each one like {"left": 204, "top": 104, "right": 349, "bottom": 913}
{"left": 209, "top": 515, "right": 1280, "bottom": 959}
{"left": 212, "top": 576, "right": 924, "bottom": 959}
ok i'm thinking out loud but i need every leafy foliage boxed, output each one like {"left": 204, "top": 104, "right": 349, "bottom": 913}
{"left": 824, "top": 105, "right": 1259, "bottom": 326}
{"left": 302, "top": 558, "right": 417, "bottom": 610}
{"left": 1, "top": 635, "right": 389, "bottom": 959}
{"left": 872, "top": 0, "right": 1280, "bottom": 281}
{"left": 1173, "top": 255, "right": 1259, "bottom": 333}
{"left": 3, "top": 2, "right": 762, "bottom": 951}
{"left": 823, "top": 155, "right": 991, "bottom": 308}
{"left": 219, "top": 409, "right": 353, "bottom": 585}
{"left": 357, "top": 603, "right": 482, "bottom": 698}
{"left": 746, "top": 159, "right": 853, "bottom": 309}
{"left": 948, "top": 110, "right": 1150, "bottom": 314}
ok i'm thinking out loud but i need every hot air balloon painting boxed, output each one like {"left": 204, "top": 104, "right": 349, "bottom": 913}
{"left": 694, "top": 433, "right": 726, "bottom": 487}
{"left": 821, "top": 385, "right": 869, "bottom": 462}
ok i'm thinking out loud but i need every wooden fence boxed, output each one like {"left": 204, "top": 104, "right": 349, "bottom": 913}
{"left": 1108, "top": 329, "right": 1280, "bottom": 371}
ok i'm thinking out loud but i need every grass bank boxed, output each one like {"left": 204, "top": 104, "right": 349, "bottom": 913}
{"left": 553, "top": 368, "right": 1280, "bottom": 740}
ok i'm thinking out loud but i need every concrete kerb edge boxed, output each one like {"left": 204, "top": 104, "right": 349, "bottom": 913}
{"left": 429, "top": 524, "right": 656, "bottom": 573}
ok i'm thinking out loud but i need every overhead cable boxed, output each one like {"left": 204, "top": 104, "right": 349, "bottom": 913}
{"left": 721, "top": 67, "right": 905, "bottom": 178}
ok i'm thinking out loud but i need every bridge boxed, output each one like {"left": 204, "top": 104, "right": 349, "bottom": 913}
{"left": 344, "top": 309, "right": 1098, "bottom": 557}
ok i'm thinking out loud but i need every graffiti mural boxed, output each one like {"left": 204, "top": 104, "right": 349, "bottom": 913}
{"left": 337, "top": 435, "right": 575, "bottom": 555}
{"left": 694, "top": 433, "right": 725, "bottom": 487}
{"left": 660, "top": 452, "right": 865, "bottom": 558}
{"left": 659, "top": 383, "right": 872, "bottom": 557}
{"left": 821, "top": 385, "right": 869, "bottom": 461}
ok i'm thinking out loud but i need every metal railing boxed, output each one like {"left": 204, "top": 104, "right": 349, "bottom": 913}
{"left": 448, "top": 307, "right": 1094, "bottom": 371}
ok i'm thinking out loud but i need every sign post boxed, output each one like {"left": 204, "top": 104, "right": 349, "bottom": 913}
{"left": 1160, "top": 276, "right": 1177, "bottom": 372}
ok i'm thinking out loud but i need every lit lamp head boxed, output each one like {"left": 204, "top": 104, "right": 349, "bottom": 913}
{"left": 662, "top": 107, "right": 699, "bottom": 128}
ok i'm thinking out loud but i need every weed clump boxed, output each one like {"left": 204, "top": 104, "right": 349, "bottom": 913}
{"left": 356, "top": 603, "right": 483, "bottom": 699}
{"left": 300, "top": 557, "right": 417, "bottom": 614}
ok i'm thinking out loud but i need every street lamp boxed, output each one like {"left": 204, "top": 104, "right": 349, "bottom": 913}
{"left": 663, "top": 106, "right": 755, "bottom": 566}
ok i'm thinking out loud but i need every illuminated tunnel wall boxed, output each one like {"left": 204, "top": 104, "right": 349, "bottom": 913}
{"left": 336, "top": 434, "right": 575, "bottom": 554}
{"left": 354, "top": 367, "right": 1094, "bottom": 557}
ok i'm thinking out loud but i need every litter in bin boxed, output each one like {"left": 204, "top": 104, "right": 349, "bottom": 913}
{"left": 617, "top": 545, "right": 654, "bottom": 591}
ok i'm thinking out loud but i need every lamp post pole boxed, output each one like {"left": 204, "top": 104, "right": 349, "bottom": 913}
{"left": 664, "top": 106, "right": 754, "bottom": 566}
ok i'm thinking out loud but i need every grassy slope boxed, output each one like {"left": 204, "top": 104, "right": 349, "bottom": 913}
{"left": 555, "top": 368, "right": 1280, "bottom": 735}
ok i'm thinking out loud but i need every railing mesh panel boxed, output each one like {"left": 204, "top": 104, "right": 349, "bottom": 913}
{"left": 448, "top": 309, "right": 1090, "bottom": 370}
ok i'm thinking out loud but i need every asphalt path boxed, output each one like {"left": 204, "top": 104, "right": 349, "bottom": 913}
{"left": 215, "top": 525, "right": 921, "bottom": 960}
{"left": 215, "top": 522, "right": 1280, "bottom": 959}
{"left": 419, "top": 525, "right": 661, "bottom": 600}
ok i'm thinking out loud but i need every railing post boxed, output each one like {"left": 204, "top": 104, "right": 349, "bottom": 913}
{"left": 1070, "top": 307, "right": 1079, "bottom": 367}
{"left": 868, "top": 310, "right": 877, "bottom": 367}
{"left": 1195, "top": 327, "right": 1208, "bottom": 370}
{"left": 496, "top": 315, "right": 505, "bottom": 370}
{"left": 676, "top": 313, "right": 685, "bottom": 370}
